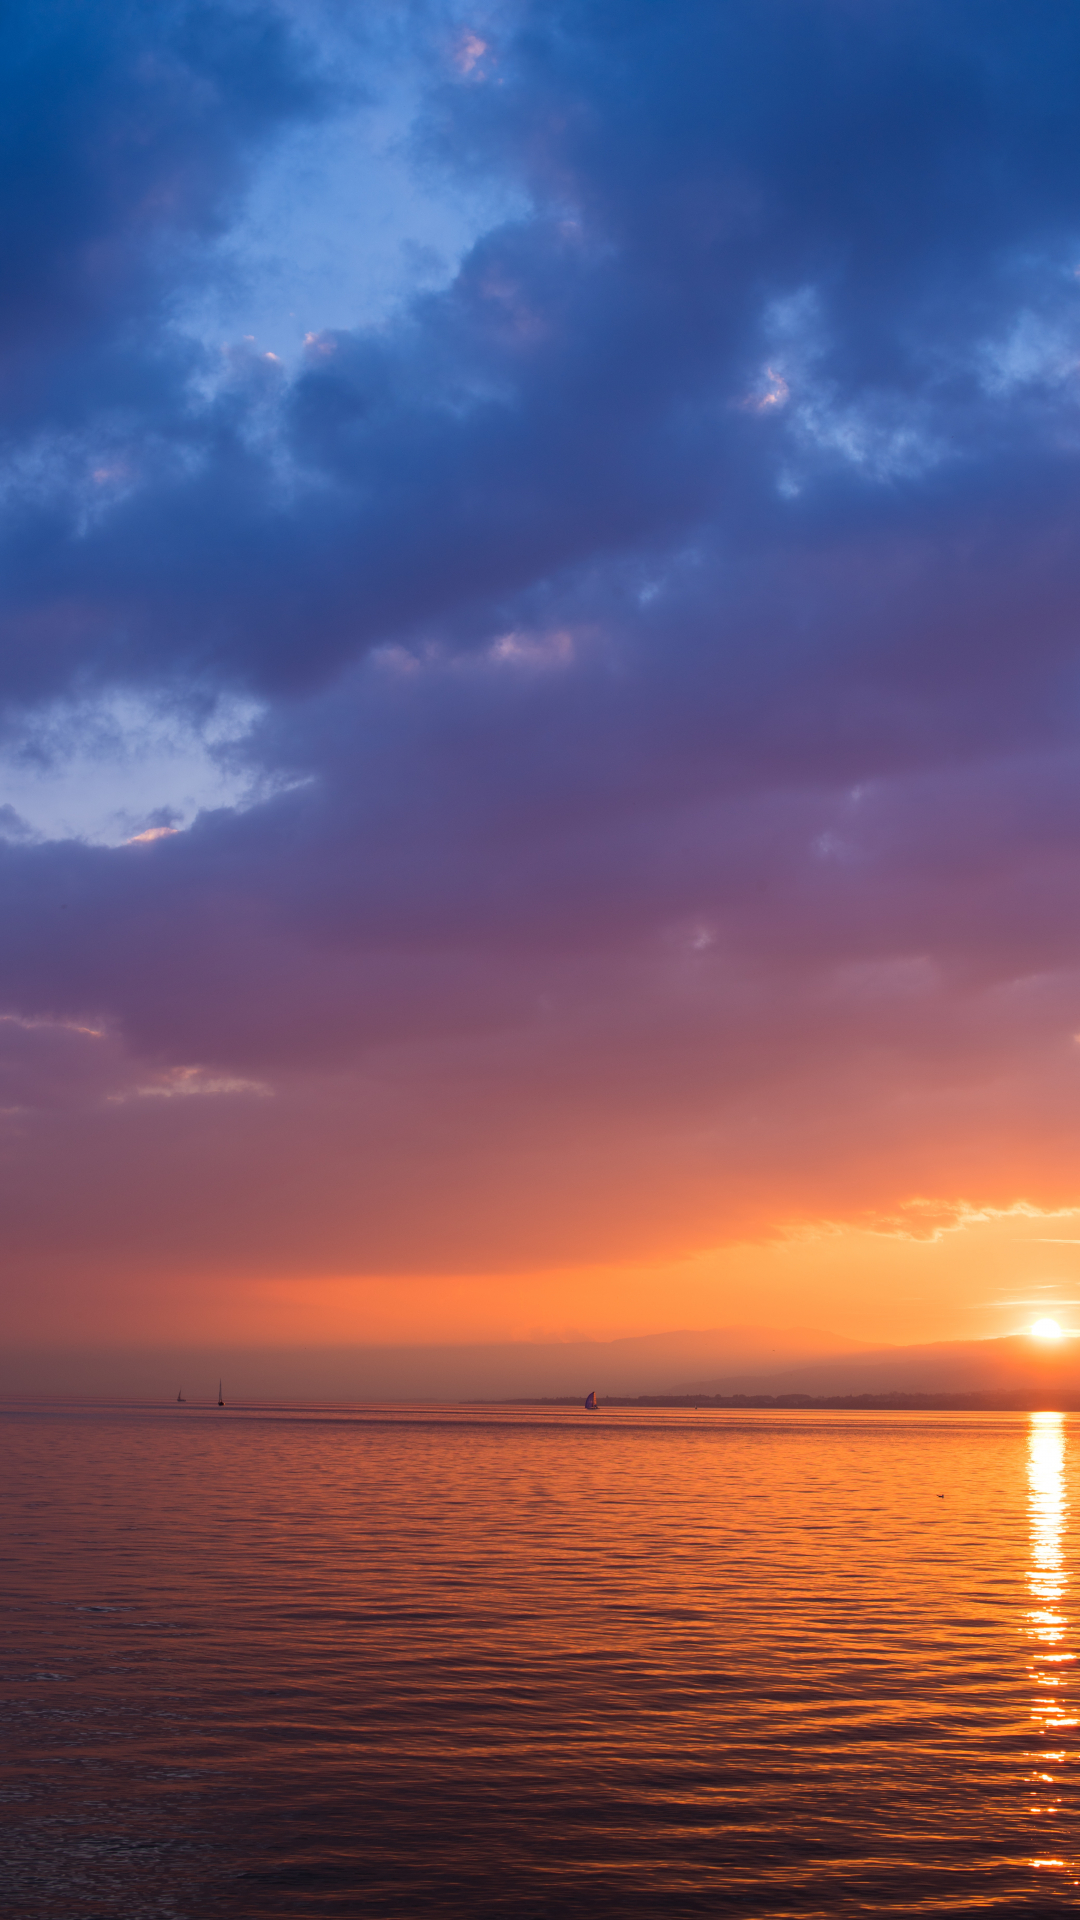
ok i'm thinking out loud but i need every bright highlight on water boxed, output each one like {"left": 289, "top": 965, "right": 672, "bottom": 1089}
{"left": 2, "top": 1402, "right": 1078, "bottom": 1916}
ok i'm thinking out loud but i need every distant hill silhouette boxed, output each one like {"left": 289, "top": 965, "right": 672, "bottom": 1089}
{"left": 7, "top": 1327, "right": 1076, "bottom": 1405}
{"left": 676, "top": 1334, "right": 1080, "bottom": 1399}
{"left": 1, "top": 1325, "right": 867, "bottom": 1402}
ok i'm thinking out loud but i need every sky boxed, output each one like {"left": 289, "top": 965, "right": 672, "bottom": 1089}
{"left": 5, "top": 0, "right": 1080, "bottom": 1367}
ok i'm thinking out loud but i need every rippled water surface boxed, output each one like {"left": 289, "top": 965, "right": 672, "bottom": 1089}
{"left": 1, "top": 1404, "right": 1078, "bottom": 1916}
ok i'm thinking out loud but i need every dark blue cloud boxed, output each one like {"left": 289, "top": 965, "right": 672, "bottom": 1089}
{"left": 3, "top": 0, "right": 1080, "bottom": 706}
{"left": 0, "top": 1, "right": 328, "bottom": 400}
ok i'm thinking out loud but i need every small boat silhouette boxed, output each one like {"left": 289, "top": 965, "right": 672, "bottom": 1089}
{"left": 176, "top": 1389, "right": 185, "bottom": 1403}
{"left": 218, "top": 1379, "right": 224, "bottom": 1408}
{"left": 585, "top": 1390, "right": 598, "bottom": 1410}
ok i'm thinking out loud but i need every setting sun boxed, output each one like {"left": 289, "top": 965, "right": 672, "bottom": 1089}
{"left": 1030, "top": 1318, "right": 1064, "bottom": 1340}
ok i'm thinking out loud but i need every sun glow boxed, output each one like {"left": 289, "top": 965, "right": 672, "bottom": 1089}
{"left": 1031, "top": 1318, "right": 1064, "bottom": 1341}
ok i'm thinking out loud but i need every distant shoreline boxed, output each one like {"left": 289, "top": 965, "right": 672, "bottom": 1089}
{"left": 470, "top": 1392, "right": 1080, "bottom": 1412}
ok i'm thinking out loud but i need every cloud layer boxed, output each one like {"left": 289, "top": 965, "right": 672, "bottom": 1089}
{"left": 5, "top": 0, "right": 1080, "bottom": 1341}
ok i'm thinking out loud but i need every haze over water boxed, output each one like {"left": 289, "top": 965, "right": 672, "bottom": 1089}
{"left": 2, "top": 1405, "right": 1077, "bottom": 1915}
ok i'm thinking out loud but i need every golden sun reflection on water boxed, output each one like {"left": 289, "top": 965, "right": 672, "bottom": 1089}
{"left": 1026, "top": 1412, "right": 1077, "bottom": 1881}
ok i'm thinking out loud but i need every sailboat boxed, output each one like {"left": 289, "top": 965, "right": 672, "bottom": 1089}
{"left": 218, "top": 1379, "right": 224, "bottom": 1408}
{"left": 584, "top": 1390, "right": 598, "bottom": 1411}
{"left": 176, "top": 1388, "right": 185, "bottom": 1403}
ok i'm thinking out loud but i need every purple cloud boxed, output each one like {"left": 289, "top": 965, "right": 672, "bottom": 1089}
{"left": 4, "top": 1, "right": 1080, "bottom": 1319}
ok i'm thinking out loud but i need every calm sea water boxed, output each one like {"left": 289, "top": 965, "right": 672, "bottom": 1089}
{"left": 1, "top": 1405, "right": 1076, "bottom": 1917}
